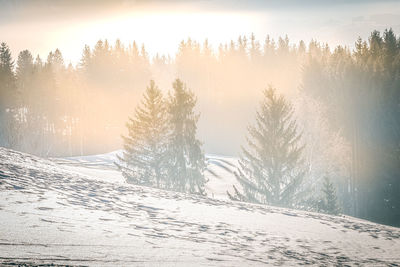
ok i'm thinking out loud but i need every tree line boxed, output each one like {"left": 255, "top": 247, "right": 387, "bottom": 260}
{"left": 0, "top": 34, "right": 307, "bottom": 156}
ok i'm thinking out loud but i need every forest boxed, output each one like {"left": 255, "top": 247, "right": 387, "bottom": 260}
{"left": 1, "top": 29, "right": 400, "bottom": 227}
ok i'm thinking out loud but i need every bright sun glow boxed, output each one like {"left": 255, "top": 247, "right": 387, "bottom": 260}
{"left": 59, "top": 11, "right": 266, "bottom": 64}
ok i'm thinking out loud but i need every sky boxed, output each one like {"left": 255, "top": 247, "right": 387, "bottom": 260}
{"left": 1, "top": 0, "right": 400, "bottom": 65}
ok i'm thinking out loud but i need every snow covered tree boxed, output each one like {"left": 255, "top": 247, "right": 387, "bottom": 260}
{"left": 318, "top": 176, "right": 340, "bottom": 215}
{"left": 231, "top": 86, "right": 306, "bottom": 207}
{"left": 117, "top": 80, "right": 168, "bottom": 187}
{"left": 165, "top": 79, "right": 206, "bottom": 195}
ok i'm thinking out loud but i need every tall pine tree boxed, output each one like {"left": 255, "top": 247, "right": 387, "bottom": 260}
{"left": 166, "top": 79, "right": 206, "bottom": 195}
{"left": 231, "top": 86, "right": 306, "bottom": 207}
{"left": 117, "top": 80, "right": 168, "bottom": 187}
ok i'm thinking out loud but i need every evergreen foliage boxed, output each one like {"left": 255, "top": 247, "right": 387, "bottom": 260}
{"left": 118, "top": 79, "right": 206, "bottom": 195}
{"left": 165, "top": 79, "right": 206, "bottom": 195}
{"left": 117, "top": 80, "right": 168, "bottom": 187}
{"left": 318, "top": 176, "right": 340, "bottom": 215}
{"left": 302, "top": 28, "right": 400, "bottom": 226}
{"left": 231, "top": 86, "right": 306, "bottom": 207}
{"left": 0, "top": 42, "right": 16, "bottom": 148}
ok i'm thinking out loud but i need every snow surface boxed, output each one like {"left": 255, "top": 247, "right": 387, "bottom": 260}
{"left": 56, "top": 150, "right": 241, "bottom": 200}
{"left": 1, "top": 147, "right": 400, "bottom": 266}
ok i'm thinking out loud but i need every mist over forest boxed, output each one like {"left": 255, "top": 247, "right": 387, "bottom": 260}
{"left": 1, "top": 2, "right": 400, "bottom": 264}
{"left": 1, "top": 29, "right": 400, "bottom": 226}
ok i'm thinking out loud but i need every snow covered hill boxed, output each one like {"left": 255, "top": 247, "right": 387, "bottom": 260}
{"left": 1, "top": 147, "right": 400, "bottom": 266}
{"left": 55, "top": 150, "right": 241, "bottom": 200}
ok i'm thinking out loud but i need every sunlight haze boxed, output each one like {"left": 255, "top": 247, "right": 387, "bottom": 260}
{"left": 1, "top": 0, "right": 400, "bottom": 265}
{"left": 1, "top": 0, "right": 400, "bottom": 64}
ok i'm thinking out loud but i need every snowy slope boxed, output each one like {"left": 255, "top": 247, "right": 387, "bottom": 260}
{"left": 1, "top": 147, "right": 400, "bottom": 266}
{"left": 55, "top": 150, "right": 241, "bottom": 200}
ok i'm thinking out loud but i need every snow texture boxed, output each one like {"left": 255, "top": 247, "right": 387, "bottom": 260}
{"left": 1, "top": 147, "right": 400, "bottom": 266}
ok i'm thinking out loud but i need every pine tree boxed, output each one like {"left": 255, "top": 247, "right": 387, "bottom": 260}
{"left": 78, "top": 45, "right": 92, "bottom": 73}
{"left": 231, "top": 86, "right": 306, "bottom": 207}
{"left": 0, "top": 42, "right": 17, "bottom": 147}
{"left": 166, "top": 79, "right": 206, "bottom": 195}
{"left": 14, "top": 50, "right": 35, "bottom": 151}
{"left": 0, "top": 42, "right": 16, "bottom": 109}
{"left": 117, "top": 80, "right": 168, "bottom": 187}
{"left": 16, "top": 50, "right": 34, "bottom": 105}
{"left": 318, "top": 176, "right": 340, "bottom": 215}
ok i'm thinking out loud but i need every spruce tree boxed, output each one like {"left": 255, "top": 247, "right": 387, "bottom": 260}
{"left": 0, "top": 42, "right": 17, "bottom": 147}
{"left": 78, "top": 45, "right": 92, "bottom": 73}
{"left": 318, "top": 176, "right": 340, "bottom": 215}
{"left": 0, "top": 43, "right": 15, "bottom": 110}
{"left": 16, "top": 50, "right": 34, "bottom": 105}
{"left": 231, "top": 86, "right": 306, "bottom": 207}
{"left": 166, "top": 79, "right": 206, "bottom": 195}
{"left": 117, "top": 80, "right": 168, "bottom": 187}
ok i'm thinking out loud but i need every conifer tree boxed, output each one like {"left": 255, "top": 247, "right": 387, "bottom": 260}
{"left": 78, "top": 45, "right": 92, "bottom": 73}
{"left": 117, "top": 80, "right": 168, "bottom": 187}
{"left": 165, "top": 79, "right": 206, "bottom": 194}
{"left": 0, "top": 43, "right": 15, "bottom": 109}
{"left": 231, "top": 86, "right": 306, "bottom": 207}
{"left": 0, "top": 42, "right": 17, "bottom": 147}
{"left": 16, "top": 50, "right": 34, "bottom": 106}
{"left": 14, "top": 50, "right": 35, "bottom": 151}
{"left": 318, "top": 176, "right": 340, "bottom": 215}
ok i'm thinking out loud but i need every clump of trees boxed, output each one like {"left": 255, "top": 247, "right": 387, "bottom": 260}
{"left": 116, "top": 79, "right": 206, "bottom": 195}
{"left": 302, "top": 28, "right": 400, "bottom": 226}
{"left": 0, "top": 40, "right": 153, "bottom": 156}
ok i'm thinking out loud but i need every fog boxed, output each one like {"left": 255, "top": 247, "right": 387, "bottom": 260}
{"left": 1, "top": 0, "right": 400, "bottom": 233}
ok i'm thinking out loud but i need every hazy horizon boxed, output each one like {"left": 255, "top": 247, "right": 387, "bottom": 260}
{"left": 1, "top": 0, "right": 400, "bottom": 65}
